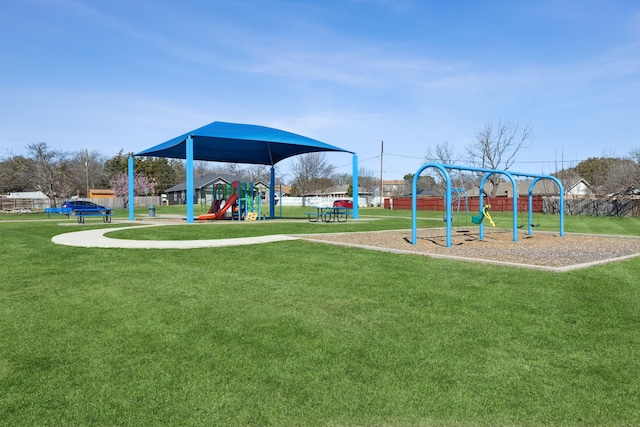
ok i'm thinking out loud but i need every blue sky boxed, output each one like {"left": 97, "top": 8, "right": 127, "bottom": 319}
{"left": 1, "top": 0, "right": 639, "bottom": 181}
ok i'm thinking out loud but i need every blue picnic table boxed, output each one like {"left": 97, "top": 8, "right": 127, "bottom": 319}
{"left": 305, "top": 206, "right": 352, "bottom": 223}
{"left": 45, "top": 207, "right": 112, "bottom": 223}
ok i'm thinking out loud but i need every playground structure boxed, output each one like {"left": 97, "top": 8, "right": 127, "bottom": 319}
{"left": 197, "top": 180, "right": 263, "bottom": 221}
{"left": 412, "top": 163, "right": 565, "bottom": 247}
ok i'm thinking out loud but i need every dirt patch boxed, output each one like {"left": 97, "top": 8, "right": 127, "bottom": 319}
{"left": 300, "top": 228, "right": 640, "bottom": 271}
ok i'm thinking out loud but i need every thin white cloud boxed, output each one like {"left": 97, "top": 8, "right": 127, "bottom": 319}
{"left": 347, "top": 0, "right": 414, "bottom": 12}
{"left": 2, "top": 0, "right": 639, "bottom": 177}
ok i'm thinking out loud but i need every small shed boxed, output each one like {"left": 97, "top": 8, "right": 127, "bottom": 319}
{"left": 89, "top": 189, "right": 116, "bottom": 198}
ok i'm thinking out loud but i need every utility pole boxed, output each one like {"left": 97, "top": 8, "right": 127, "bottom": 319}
{"left": 379, "top": 140, "right": 384, "bottom": 208}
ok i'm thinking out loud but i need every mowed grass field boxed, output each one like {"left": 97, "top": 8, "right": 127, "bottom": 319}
{"left": 1, "top": 206, "right": 639, "bottom": 426}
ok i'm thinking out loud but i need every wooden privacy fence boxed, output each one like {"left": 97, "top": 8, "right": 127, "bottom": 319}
{"left": 385, "top": 196, "right": 544, "bottom": 213}
{"left": 562, "top": 197, "right": 640, "bottom": 217}
{"left": 90, "top": 196, "right": 162, "bottom": 208}
{"left": 1, "top": 198, "right": 49, "bottom": 211}
{"left": 1, "top": 196, "right": 163, "bottom": 211}
{"left": 385, "top": 196, "right": 640, "bottom": 217}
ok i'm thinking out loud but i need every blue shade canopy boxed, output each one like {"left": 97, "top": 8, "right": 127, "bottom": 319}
{"left": 135, "top": 121, "right": 352, "bottom": 165}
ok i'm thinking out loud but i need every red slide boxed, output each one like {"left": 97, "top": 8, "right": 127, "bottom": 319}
{"left": 197, "top": 194, "right": 239, "bottom": 220}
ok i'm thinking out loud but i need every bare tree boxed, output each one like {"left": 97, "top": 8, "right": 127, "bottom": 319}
{"left": 246, "top": 164, "right": 271, "bottom": 183}
{"left": 425, "top": 141, "right": 459, "bottom": 165}
{"left": 289, "top": 152, "right": 334, "bottom": 206}
{"left": 194, "top": 161, "right": 213, "bottom": 178}
{"left": 331, "top": 172, "right": 352, "bottom": 186}
{"left": 222, "top": 163, "right": 245, "bottom": 178}
{"left": 25, "top": 143, "right": 72, "bottom": 204}
{"left": 195, "top": 161, "right": 276, "bottom": 186}
{"left": 626, "top": 149, "right": 640, "bottom": 194}
{"left": 425, "top": 141, "right": 463, "bottom": 192}
{"left": 603, "top": 158, "right": 640, "bottom": 194}
{"left": 2, "top": 145, "right": 105, "bottom": 201}
{"left": 0, "top": 155, "right": 33, "bottom": 193}
{"left": 357, "top": 167, "right": 377, "bottom": 206}
{"left": 627, "top": 148, "right": 640, "bottom": 191}
{"left": 466, "top": 121, "right": 533, "bottom": 196}
{"left": 316, "top": 177, "right": 334, "bottom": 198}
{"left": 66, "top": 150, "right": 108, "bottom": 197}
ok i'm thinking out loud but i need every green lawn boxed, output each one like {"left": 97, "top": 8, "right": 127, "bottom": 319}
{"left": 1, "top": 207, "right": 639, "bottom": 426}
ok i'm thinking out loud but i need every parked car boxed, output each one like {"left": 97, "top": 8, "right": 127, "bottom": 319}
{"left": 61, "top": 200, "right": 112, "bottom": 214}
{"left": 333, "top": 199, "right": 353, "bottom": 209}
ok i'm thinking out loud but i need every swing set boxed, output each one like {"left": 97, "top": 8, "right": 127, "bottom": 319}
{"left": 411, "top": 163, "right": 565, "bottom": 248}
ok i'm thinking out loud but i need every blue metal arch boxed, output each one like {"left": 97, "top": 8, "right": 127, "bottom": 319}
{"left": 511, "top": 173, "right": 564, "bottom": 236}
{"left": 412, "top": 163, "right": 451, "bottom": 246}
{"left": 499, "top": 171, "right": 565, "bottom": 236}
{"left": 476, "top": 170, "right": 518, "bottom": 242}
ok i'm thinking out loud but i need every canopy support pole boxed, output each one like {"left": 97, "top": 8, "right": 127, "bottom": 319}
{"left": 186, "top": 135, "right": 194, "bottom": 223}
{"left": 269, "top": 166, "right": 275, "bottom": 219}
{"left": 352, "top": 153, "right": 359, "bottom": 219}
{"left": 128, "top": 155, "right": 134, "bottom": 220}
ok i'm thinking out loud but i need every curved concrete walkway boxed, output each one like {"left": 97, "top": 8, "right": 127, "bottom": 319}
{"left": 52, "top": 225, "right": 298, "bottom": 249}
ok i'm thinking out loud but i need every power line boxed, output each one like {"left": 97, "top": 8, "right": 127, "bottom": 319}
{"left": 386, "top": 153, "right": 424, "bottom": 160}
{"left": 386, "top": 150, "right": 589, "bottom": 165}
{"left": 334, "top": 152, "right": 592, "bottom": 173}
{"left": 511, "top": 159, "right": 584, "bottom": 165}
{"left": 334, "top": 155, "right": 379, "bottom": 169}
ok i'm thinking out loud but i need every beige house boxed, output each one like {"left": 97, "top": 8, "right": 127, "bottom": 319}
{"left": 382, "top": 180, "right": 407, "bottom": 197}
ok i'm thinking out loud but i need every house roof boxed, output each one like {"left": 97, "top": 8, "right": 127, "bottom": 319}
{"left": 415, "top": 188, "right": 439, "bottom": 197}
{"left": 466, "top": 180, "right": 561, "bottom": 196}
{"left": 304, "top": 184, "right": 349, "bottom": 196}
{"left": 565, "top": 178, "right": 592, "bottom": 193}
{"left": 165, "top": 173, "right": 240, "bottom": 192}
{"left": 279, "top": 185, "right": 291, "bottom": 195}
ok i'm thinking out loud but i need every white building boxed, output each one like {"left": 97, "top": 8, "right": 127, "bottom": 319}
{"left": 8, "top": 191, "right": 48, "bottom": 199}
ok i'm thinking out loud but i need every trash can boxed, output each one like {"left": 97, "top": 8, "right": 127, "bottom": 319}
{"left": 148, "top": 204, "right": 155, "bottom": 217}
